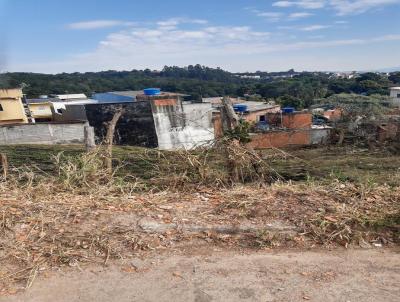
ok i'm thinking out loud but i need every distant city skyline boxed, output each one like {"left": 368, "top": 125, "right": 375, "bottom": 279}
{"left": 1, "top": 0, "right": 400, "bottom": 73}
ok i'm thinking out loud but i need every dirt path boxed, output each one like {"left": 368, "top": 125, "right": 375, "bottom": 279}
{"left": 2, "top": 248, "right": 399, "bottom": 302}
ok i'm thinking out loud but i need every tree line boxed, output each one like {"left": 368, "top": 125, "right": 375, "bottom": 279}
{"left": 1, "top": 64, "right": 399, "bottom": 109}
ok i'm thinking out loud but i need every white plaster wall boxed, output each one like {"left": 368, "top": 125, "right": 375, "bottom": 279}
{"left": 152, "top": 102, "right": 215, "bottom": 150}
{"left": 390, "top": 88, "right": 400, "bottom": 107}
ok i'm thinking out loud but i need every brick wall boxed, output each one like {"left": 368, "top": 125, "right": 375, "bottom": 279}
{"left": 247, "top": 128, "right": 331, "bottom": 149}
{"left": 248, "top": 130, "right": 310, "bottom": 149}
{"left": 281, "top": 112, "right": 312, "bottom": 129}
{"left": 323, "top": 109, "right": 342, "bottom": 122}
{"left": 265, "top": 112, "right": 312, "bottom": 129}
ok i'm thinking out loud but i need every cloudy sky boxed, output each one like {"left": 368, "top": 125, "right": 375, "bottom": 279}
{"left": 1, "top": 0, "right": 400, "bottom": 73}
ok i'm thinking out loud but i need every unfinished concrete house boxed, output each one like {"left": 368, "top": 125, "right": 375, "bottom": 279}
{"left": 89, "top": 89, "right": 215, "bottom": 150}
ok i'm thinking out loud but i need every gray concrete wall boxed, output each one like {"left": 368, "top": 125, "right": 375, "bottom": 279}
{"left": 310, "top": 128, "right": 331, "bottom": 145}
{"left": 0, "top": 123, "right": 87, "bottom": 145}
{"left": 152, "top": 101, "right": 215, "bottom": 150}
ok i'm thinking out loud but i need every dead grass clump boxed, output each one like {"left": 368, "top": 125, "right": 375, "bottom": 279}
{"left": 137, "top": 141, "right": 279, "bottom": 190}
{"left": 53, "top": 149, "right": 110, "bottom": 189}
{"left": 53, "top": 149, "right": 145, "bottom": 194}
{"left": 137, "top": 148, "right": 226, "bottom": 189}
{"left": 221, "top": 139, "right": 278, "bottom": 184}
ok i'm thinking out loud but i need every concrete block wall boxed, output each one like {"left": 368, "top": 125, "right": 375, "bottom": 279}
{"left": 151, "top": 100, "right": 215, "bottom": 150}
{"left": 310, "top": 128, "right": 331, "bottom": 145}
{"left": 0, "top": 123, "right": 87, "bottom": 145}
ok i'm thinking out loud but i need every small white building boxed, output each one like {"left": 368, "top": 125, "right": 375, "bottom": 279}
{"left": 389, "top": 87, "right": 400, "bottom": 107}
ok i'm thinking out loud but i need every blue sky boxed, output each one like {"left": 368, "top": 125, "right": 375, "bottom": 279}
{"left": 1, "top": 0, "right": 400, "bottom": 73}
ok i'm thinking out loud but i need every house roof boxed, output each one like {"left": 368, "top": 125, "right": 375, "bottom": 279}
{"left": 207, "top": 98, "right": 280, "bottom": 113}
{"left": 27, "top": 98, "right": 98, "bottom": 105}
{"left": 107, "top": 91, "right": 143, "bottom": 97}
{"left": 105, "top": 90, "right": 189, "bottom": 98}
{"left": 238, "top": 101, "right": 280, "bottom": 113}
{"left": 26, "top": 98, "right": 60, "bottom": 104}
{"left": 53, "top": 93, "right": 87, "bottom": 100}
{"left": 202, "top": 97, "right": 243, "bottom": 105}
{"left": 53, "top": 99, "right": 98, "bottom": 106}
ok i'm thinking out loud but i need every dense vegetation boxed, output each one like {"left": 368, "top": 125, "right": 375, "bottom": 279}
{"left": 1, "top": 65, "right": 399, "bottom": 109}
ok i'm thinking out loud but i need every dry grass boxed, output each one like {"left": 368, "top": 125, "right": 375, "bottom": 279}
{"left": 0, "top": 146, "right": 399, "bottom": 293}
{"left": 216, "top": 181, "right": 400, "bottom": 246}
{"left": 133, "top": 141, "right": 278, "bottom": 189}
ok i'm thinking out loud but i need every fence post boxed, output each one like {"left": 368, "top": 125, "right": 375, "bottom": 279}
{"left": 105, "top": 108, "right": 125, "bottom": 174}
{"left": 84, "top": 125, "right": 96, "bottom": 152}
{"left": 0, "top": 153, "right": 8, "bottom": 180}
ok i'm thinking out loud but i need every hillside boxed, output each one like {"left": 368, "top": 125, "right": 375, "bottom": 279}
{"left": 1, "top": 65, "right": 400, "bottom": 108}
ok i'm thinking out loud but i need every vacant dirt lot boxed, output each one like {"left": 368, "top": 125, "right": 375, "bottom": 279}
{"left": 1, "top": 145, "right": 399, "bottom": 300}
{"left": 2, "top": 248, "right": 399, "bottom": 302}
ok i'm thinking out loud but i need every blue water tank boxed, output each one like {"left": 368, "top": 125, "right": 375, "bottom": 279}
{"left": 233, "top": 104, "right": 248, "bottom": 112}
{"left": 283, "top": 107, "right": 295, "bottom": 113}
{"left": 144, "top": 88, "right": 161, "bottom": 96}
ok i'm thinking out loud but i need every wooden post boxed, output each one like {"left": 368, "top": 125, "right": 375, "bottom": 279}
{"left": 0, "top": 153, "right": 8, "bottom": 180}
{"left": 220, "top": 97, "right": 240, "bottom": 182}
{"left": 338, "top": 129, "right": 345, "bottom": 145}
{"left": 221, "top": 96, "right": 239, "bottom": 130}
{"left": 105, "top": 107, "right": 125, "bottom": 174}
{"left": 84, "top": 125, "right": 96, "bottom": 152}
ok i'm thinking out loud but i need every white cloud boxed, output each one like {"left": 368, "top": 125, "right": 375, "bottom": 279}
{"left": 156, "top": 18, "right": 208, "bottom": 30}
{"left": 373, "top": 34, "right": 400, "bottom": 41}
{"left": 300, "top": 24, "right": 331, "bottom": 30}
{"left": 329, "top": 0, "right": 400, "bottom": 15}
{"left": 252, "top": 9, "right": 312, "bottom": 21}
{"left": 67, "top": 20, "right": 135, "bottom": 30}
{"left": 335, "top": 20, "right": 349, "bottom": 23}
{"left": 254, "top": 11, "right": 285, "bottom": 21}
{"left": 272, "top": 0, "right": 400, "bottom": 15}
{"left": 288, "top": 12, "right": 314, "bottom": 18}
{"left": 8, "top": 17, "right": 400, "bottom": 73}
{"left": 273, "top": 1, "right": 326, "bottom": 9}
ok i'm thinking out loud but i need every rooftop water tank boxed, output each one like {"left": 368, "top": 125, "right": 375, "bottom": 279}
{"left": 143, "top": 88, "right": 161, "bottom": 96}
{"left": 283, "top": 107, "right": 295, "bottom": 113}
{"left": 233, "top": 104, "right": 248, "bottom": 112}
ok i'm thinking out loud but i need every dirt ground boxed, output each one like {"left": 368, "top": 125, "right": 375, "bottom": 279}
{"left": 1, "top": 146, "right": 399, "bottom": 300}
{"left": 1, "top": 248, "right": 399, "bottom": 302}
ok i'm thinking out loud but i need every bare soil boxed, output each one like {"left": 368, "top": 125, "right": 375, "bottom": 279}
{"left": 1, "top": 145, "right": 399, "bottom": 298}
{"left": 1, "top": 182, "right": 399, "bottom": 293}
{"left": 1, "top": 248, "right": 399, "bottom": 302}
